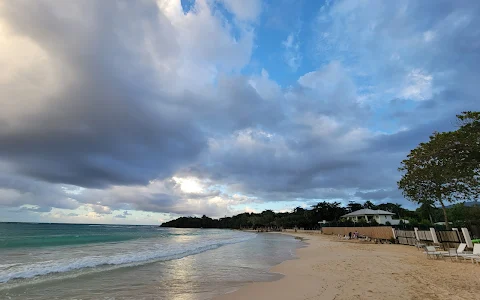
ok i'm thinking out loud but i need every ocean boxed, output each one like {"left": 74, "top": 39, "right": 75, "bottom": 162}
{"left": 0, "top": 223, "right": 302, "bottom": 299}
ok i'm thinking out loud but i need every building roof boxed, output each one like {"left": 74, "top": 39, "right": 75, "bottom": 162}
{"left": 341, "top": 209, "right": 395, "bottom": 218}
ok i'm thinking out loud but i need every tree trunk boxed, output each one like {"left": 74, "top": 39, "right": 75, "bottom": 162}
{"left": 439, "top": 200, "right": 450, "bottom": 230}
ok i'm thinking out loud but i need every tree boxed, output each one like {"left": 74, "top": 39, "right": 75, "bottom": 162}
{"left": 363, "top": 200, "right": 376, "bottom": 209}
{"left": 376, "top": 202, "right": 411, "bottom": 219}
{"left": 448, "top": 203, "right": 468, "bottom": 224}
{"left": 261, "top": 210, "right": 276, "bottom": 225}
{"left": 455, "top": 111, "right": 480, "bottom": 201}
{"left": 448, "top": 203, "right": 480, "bottom": 226}
{"left": 293, "top": 206, "right": 305, "bottom": 214}
{"left": 398, "top": 112, "right": 480, "bottom": 229}
{"left": 311, "top": 201, "right": 347, "bottom": 222}
{"left": 416, "top": 200, "right": 437, "bottom": 224}
{"left": 347, "top": 201, "right": 363, "bottom": 212}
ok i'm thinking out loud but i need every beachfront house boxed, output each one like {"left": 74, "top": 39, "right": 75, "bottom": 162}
{"left": 341, "top": 209, "right": 400, "bottom": 225}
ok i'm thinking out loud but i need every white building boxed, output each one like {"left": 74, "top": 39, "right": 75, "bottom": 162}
{"left": 341, "top": 209, "right": 401, "bottom": 225}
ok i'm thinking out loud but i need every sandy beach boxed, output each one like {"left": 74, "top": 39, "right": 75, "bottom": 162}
{"left": 216, "top": 232, "right": 480, "bottom": 300}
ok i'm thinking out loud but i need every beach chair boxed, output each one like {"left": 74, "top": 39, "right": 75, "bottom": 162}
{"left": 423, "top": 246, "right": 444, "bottom": 259}
{"left": 471, "top": 256, "right": 480, "bottom": 265}
{"left": 462, "top": 244, "right": 480, "bottom": 263}
{"left": 474, "top": 257, "right": 480, "bottom": 265}
{"left": 415, "top": 240, "right": 426, "bottom": 251}
{"left": 441, "top": 243, "right": 467, "bottom": 261}
{"left": 457, "top": 243, "right": 467, "bottom": 254}
{"left": 444, "top": 248, "right": 460, "bottom": 261}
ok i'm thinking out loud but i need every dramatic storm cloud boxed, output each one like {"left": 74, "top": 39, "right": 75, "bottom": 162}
{"left": 0, "top": 0, "right": 479, "bottom": 224}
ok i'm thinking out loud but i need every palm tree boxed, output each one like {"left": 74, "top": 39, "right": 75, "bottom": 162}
{"left": 417, "top": 200, "right": 436, "bottom": 224}
{"left": 363, "top": 201, "right": 376, "bottom": 209}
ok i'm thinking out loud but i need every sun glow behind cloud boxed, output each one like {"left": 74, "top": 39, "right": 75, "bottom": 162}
{"left": 0, "top": 0, "right": 479, "bottom": 224}
{"left": 173, "top": 177, "right": 204, "bottom": 194}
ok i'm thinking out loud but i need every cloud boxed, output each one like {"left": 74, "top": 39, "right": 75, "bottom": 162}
{"left": 0, "top": 166, "right": 81, "bottom": 211}
{"left": 282, "top": 32, "right": 302, "bottom": 71}
{"left": 315, "top": 0, "right": 480, "bottom": 108}
{"left": 11, "top": 205, "right": 53, "bottom": 213}
{"left": 243, "top": 206, "right": 260, "bottom": 214}
{"left": 1, "top": 0, "right": 480, "bottom": 222}
{"left": 89, "top": 204, "right": 112, "bottom": 215}
{"left": 354, "top": 189, "right": 403, "bottom": 202}
{"left": 0, "top": 0, "right": 206, "bottom": 188}
{"left": 0, "top": 0, "right": 258, "bottom": 190}
{"left": 220, "top": 0, "right": 262, "bottom": 22}
{"left": 400, "top": 69, "right": 433, "bottom": 101}
{"left": 248, "top": 69, "right": 282, "bottom": 100}
{"left": 63, "top": 176, "right": 244, "bottom": 218}
{"left": 114, "top": 210, "right": 132, "bottom": 218}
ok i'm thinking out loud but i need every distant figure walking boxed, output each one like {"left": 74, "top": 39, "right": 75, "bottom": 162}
{"left": 348, "top": 232, "right": 352, "bottom": 239}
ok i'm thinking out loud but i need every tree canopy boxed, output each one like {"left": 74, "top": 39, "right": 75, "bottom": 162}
{"left": 398, "top": 111, "right": 480, "bottom": 229}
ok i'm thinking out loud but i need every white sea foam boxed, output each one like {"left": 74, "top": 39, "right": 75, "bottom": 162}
{"left": 0, "top": 264, "right": 19, "bottom": 270}
{"left": 0, "top": 232, "right": 255, "bottom": 284}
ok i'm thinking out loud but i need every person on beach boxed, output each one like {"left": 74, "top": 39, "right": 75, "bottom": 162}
{"left": 348, "top": 232, "right": 352, "bottom": 239}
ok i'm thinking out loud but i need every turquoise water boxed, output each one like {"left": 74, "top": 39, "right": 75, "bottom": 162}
{"left": 0, "top": 223, "right": 302, "bottom": 299}
{"left": 0, "top": 223, "right": 159, "bottom": 249}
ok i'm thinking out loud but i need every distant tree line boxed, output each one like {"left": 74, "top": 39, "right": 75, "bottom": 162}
{"left": 160, "top": 200, "right": 480, "bottom": 230}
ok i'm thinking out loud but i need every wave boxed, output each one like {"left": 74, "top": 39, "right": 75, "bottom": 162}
{"left": 0, "top": 233, "right": 141, "bottom": 249}
{"left": 0, "top": 233, "right": 255, "bottom": 284}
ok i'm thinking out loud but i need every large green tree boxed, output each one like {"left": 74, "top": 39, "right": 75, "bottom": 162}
{"left": 347, "top": 201, "right": 363, "bottom": 212}
{"left": 416, "top": 200, "right": 437, "bottom": 224}
{"left": 398, "top": 112, "right": 480, "bottom": 229}
{"left": 363, "top": 201, "right": 376, "bottom": 209}
{"left": 311, "top": 201, "right": 347, "bottom": 222}
{"left": 376, "top": 203, "right": 410, "bottom": 219}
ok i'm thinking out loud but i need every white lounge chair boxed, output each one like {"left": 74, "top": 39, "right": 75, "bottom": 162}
{"left": 445, "top": 248, "right": 458, "bottom": 261}
{"left": 462, "top": 244, "right": 480, "bottom": 263}
{"left": 423, "top": 246, "right": 444, "bottom": 259}
{"left": 457, "top": 243, "right": 467, "bottom": 254}
{"left": 471, "top": 256, "right": 480, "bottom": 265}
{"left": 415, "top": 240, "right": 426, "bottom": 251}
{"left": 441, "top": 243, "right": 467, "bottom": 261}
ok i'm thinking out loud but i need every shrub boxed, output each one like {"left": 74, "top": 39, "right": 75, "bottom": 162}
{"left": 357, "top": 218, "right": 367, "bottom": 225}
{"left": 407, "top": 218, "right": 419, "bottom": 227}
{"left": 420, "top": 219, "right": 432, "bottom": 227}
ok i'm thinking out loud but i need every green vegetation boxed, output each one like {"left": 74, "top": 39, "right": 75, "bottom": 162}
{"left": 398, "top": 111, "right": 480, "bottom": 229}
{"left": 160, "top": 200, "right": 479, "bottom": 229}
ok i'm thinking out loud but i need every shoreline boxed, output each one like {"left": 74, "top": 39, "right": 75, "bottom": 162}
{"left": 215, "top": 231, "right": 479, "bottom": 300}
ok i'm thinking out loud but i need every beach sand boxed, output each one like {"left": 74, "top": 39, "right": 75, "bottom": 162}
{"left": 216, "top": 232, "right": 479, "bottom": 300}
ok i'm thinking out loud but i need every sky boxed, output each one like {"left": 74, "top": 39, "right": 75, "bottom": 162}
{"left": 0, "top": 0, "right": 479, "bottom": 225}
